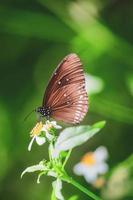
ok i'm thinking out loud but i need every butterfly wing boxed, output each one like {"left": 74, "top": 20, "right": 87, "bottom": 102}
{"left": 43, "top": 53, "right": 88, "bottom": 124}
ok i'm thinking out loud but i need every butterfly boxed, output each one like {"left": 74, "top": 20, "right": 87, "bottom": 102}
{"left": 36, "top": 53, "right": 88, "bottom": 124}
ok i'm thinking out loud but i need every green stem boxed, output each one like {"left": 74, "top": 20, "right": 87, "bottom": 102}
{"left": 62, "top": 176, "right": 102, "bottom": 200}
{"left": 62, "top": 149, "right": 72, "bottom": 169}
{"left": 51, "top": 189, "right": 57, "bottom": 200}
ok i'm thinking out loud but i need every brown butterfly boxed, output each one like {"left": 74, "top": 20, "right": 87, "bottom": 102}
{"left": 36, "top": 53, "right": 88, "bottom": 124}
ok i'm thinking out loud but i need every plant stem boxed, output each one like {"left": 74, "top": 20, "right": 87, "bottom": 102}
{"left": 62, "top": 176, "right": 102, "bottom": 200}
{"left": 51, "top": 189, "right": 57, "bottom": 200}
{"left": 62, "top": 149, "right": 72, "bottom": 169}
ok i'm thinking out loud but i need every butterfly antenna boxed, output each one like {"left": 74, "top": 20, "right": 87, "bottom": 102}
{"left": 24, "top": 109, "right": 35, "bottom": 122}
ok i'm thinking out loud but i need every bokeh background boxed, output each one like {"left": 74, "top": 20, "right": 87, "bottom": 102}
{"left": 0, "top": 0, "right": 133, "bottom": 199}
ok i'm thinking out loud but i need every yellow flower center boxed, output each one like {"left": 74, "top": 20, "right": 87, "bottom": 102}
{"left": 30, "top": 122, "right": 43, "bottom": 137}
{"left": 81, "top": 152, "right": 96, "bottom": 166}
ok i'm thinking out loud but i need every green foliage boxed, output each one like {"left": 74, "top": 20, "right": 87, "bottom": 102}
{"left": 102, "top": 154, "right": 133, "bottom": 200}
{"left": 0, "top": 6, "right": 74, "bottom": 41}
{"left": 0, "top": 0, "right": 133, "bottom": 200}
{"left": 68, "top": 195, "right": 78, "bottom": 200}
{"left": 22, "top": 120, "right": 103, "bottom": 200}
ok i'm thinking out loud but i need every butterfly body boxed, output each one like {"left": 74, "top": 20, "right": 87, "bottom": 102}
{"left": 36, "top": 53, "right": 88, "bottom": 124}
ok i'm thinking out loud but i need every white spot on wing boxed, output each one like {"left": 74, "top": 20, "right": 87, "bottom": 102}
{"left": 78, "top": 100, "right": 83, "bottom": 104}
{"left": 79, "top": 95, "right": 83, "bottom": 99}
{"left": 75, "top": 113, "right": 80, "bottom": 117}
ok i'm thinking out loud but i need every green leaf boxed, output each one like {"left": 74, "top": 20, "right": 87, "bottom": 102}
{"left": 68, "top": 195, "right": 78, "bottom": 200}
{"left": 52, "top": 179, "right": 64, "bottom": 200}
{"left": 21, "top": 161, "right": 47, "bottom": 178}
{"left": 92, "top": 121, "right": 106, "bottom": 129}
{"left": 53, "top": 121, "right": 105, "bottom": 157}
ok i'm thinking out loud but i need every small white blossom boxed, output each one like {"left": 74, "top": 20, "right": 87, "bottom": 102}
{"left": 28, "top": 121, "right": 46, "bottom": 151}
{"left": 28, "top": 120, "right": 62, "bottom": 151}
{"left": 42, "top": 120, "right": 62, "bottom": 141}
{"left": 73, "top": 146, "right": 108, "bottom": 184}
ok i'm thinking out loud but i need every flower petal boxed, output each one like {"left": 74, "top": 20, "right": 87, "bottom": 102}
{"left": 95, "top": 163, "right": 109, "bottom": 174}
{"left": 73, "top": 163, "right": 86, "bottom": 175}
{"left": 84, "top": 169, "right": 97, "bottom": 183}
{"left": 28, "top": 136, "right": 35, "bottom": 151}
{"left": 55, "top": 124, "right": 62, "bottom": 129}
{"left": 73, "top": 163, "right": 98, "bottom": 183}
{"left": 52, "top": 179, "right": 64, "bottom": 200}
{"left": 94, "top": 146, "right": 108, "bottom": 162}
{"left": 35, "top": 136, "right": 46, "bottom": 145}
{"left": 45, "top": 131, "right": 54, "bottom": 141}
{"left": 41, "top": 126, "right": 47, "bottom": 132}
{"left": 51, "top": 121, "right": 62, "bottom": 129}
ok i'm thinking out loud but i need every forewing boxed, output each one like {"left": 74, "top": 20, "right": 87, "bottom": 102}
{"left": 43, "top": 53, "right": 88, "bottom": 124}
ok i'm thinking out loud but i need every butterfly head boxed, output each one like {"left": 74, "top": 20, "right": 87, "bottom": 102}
{"left": 35, "top": 106, "right": 51, "bottom": 117}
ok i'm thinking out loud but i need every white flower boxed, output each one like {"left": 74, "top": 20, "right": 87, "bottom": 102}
{"left": 28, "top": 120, "right": 62, "bottom": 151}
{"left": 52, "top": 179, "right": 64, "bottom": 200}
{"left": 73, "top": 146, "right": 108, "bottom": 184}
{"left": 85, "top": 73, "right": 104, "bottom": 95}
{"left": 42, "top": 120, "right": 62, "bottom": 141}
{"left": 28, "top": 121, "right": 46, "bottom": 151}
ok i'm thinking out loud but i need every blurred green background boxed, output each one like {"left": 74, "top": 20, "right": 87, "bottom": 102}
{"left": 0, "top": 0, "right": 133, "bottom": 199}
